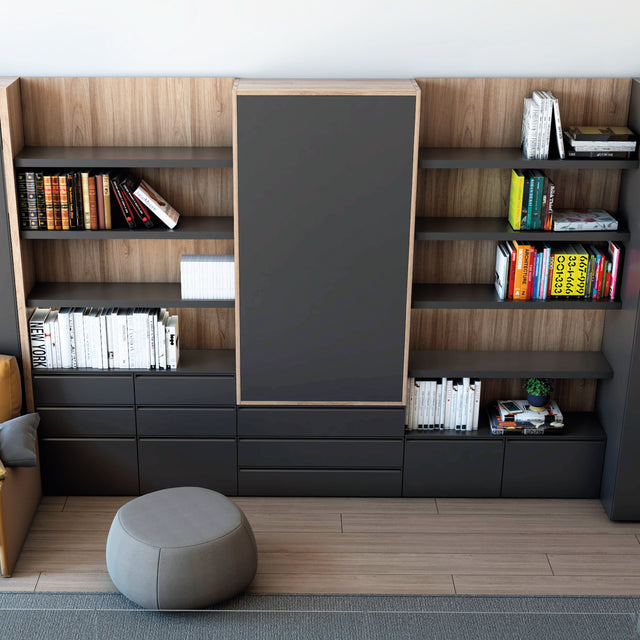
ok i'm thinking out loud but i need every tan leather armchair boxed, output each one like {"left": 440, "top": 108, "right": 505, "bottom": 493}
{"left": 0, "top": 355, "right": 41, "bottom": 577}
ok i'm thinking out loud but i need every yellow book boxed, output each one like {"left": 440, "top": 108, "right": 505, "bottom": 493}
{"left": 508, "top": 169, "right": 524, "bottom": 231}
{"left": 565, "top": 243, "right": 589, "bottom": 297}
{"left": 551, "top": 246, "right": 570, "bottom": 297}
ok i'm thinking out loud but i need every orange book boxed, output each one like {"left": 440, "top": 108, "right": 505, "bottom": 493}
{"left": 58, "top": 174, "right": 70, "bottom": 230}
{"left": 43, "top": 174, "right": 55, "bottom": 230}
{"left": 51, "top": 175, "right": 62, "bottom": 230}
{"left": 512, "top": 241, "right": 531, "bottom": 300}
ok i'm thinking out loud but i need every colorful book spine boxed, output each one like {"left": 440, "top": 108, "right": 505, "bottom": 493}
{"left": 88, "top": 176, "right": 99, "bottom": 230}
{"left": 35, "top": 172, "right": 47, "bottom": 229}
{"left": 51, "top": 175, "right": 62, "bottom": 230}
{"left": 16, "top": 172, "right": 29, "bottom": 229}
{"left": 508, "top": 169, "right": 524, "bottom": 231}
{"left": 59, "top": 174, "right": 70, "bottom": 230}
{"left": 512, "top": 242, "right": 531, "bottom": 300}
{"left": 24, "top": 171, "right": 39, "bottom": 229}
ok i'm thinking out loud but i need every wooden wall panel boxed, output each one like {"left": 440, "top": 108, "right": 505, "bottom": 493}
{"left": 415, "top": 78, "right": 631, "bottom": 148}
{"left": 165, "top": 308, "right": 235, "bottom": 350}
{"left": 32, "top": 239, "right": 233, "bottom": 283}
{"left": 414, "top": 240, "right": 496, "bottom": 284}
{"left": 20, "top": 78, "right": 235, "bottom": 147}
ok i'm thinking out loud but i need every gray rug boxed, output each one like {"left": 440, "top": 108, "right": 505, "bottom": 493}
{"left": 1, "top": 592, "right": 640, "bottom": 639}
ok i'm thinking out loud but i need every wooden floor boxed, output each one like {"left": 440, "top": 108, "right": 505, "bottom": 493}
{"left": 3, "top": 496, "right": 640, "bottom": 595}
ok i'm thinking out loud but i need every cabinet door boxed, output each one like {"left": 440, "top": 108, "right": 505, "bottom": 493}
{"left": 236, "top": 92, "right": 417, "bottom": 403}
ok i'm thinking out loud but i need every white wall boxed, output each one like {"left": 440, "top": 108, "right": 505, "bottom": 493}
{"left": 1, "top": 0, "right": 639, "bottom": 77}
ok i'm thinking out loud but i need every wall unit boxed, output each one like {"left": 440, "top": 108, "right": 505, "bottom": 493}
{"left": 0, "top": 77, "right": 638, "bottom": 516}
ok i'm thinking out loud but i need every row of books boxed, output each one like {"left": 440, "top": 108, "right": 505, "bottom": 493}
{"left": 487, "top": 399, "right": 564, "bottom": 435}
{"left": 507, "top": 169, "right": 555, "bottom": 231}
{"left": 406, "top": 377, "right": 481, "bottom": 431}
{"left": 494, "top": 240, "right": 622, "bottom": 301}
{"left": 180, "top": 255, "right": 235, "bottom": 300}
{"left": 16, "top": 171, "right": 180, "bottom": 231}
{"left": 521, "top": 90, "right": 564, "bottom": 160}
{"left": 29, "top": 307, "right": 180, "bottom": 371}
{"left": 564, "top": 126, "right": 637, "bottom": 159}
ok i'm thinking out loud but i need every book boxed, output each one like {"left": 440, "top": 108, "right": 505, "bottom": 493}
{"left": 532, "top": 90, "right": 551, "bottom": 159}
{"left": 552, "top": 209, "right": 618, "bottom": 231}
{"left": 545, "top": 91, "right": 565, "bottom": 159}
{"left": 16, "top": 173, "right": 29, "bottom": 229}
{"left": 523, "top": 170, "right": 536, "bottom": 229}
{"left": 66, "top": 172, "right": 79, "bottom": 229}
{"left": 498, "top": 399, "right": 563, "bottom": 424}
{"left": 120, "top": 177, "right": 154, "bottom": 228}
{"left": 566, "top": 243, "right": 590, "bottom": 297}
{"left": 58, "top": 174, "right": 70, "bottom": 230}
{"left": 543, "top": 179, "right": 555, "bottom": 231}
{"left": 24, "top": 171, "right": 39, "bottom": 229}
{"left": 102, "top": 173, "right": 112, "bottom": 230}
{"left": 565, "top": 125, "right": 636, "bottom": 142}
{"left": 133, "top": 179, "right": 181, "bottom": 229}
{"left": 564, "top": 148, "right": 634, "bottom": 159}
{"left": 35, "top": 172, "right": 47, "bottom": 229}
{"left": 166, "top": 315, "right": 180, "bottom": 369}
{"left": 550, "top": 246, "right": 569, "bottom": 298}
{"left": 88, "top": 176, "right": 99, "bottom": 230}
{"left": 507, "top": 169, "right": 525, "bottom": 230}
{"left": 110, "top": 175, "right": 136, "bottom": 228}
{"left": 95, "top": 174, "right": 106, "bottom": 229}
{"left": 607, "top": 241, "right": 622, "bottom": 301}
{"left": 530, "top": 170, "right": 545, "bottom": 230}
{"left": 565, "top": 138, "right": 636, "bottom": 151}
{"left": 521, "top": 98, "right": 540, "bottom": 160}
{"left": 494, "top": 242, "right": 510, "bottom": 300}
{"left": 512, "top": 241, "right": 531, "bottom": 300}
{"left": 80, "top": 172, "right": 92, "bottom": 230}
{"left": 29, "top": 308, "right": 51, "bottom": 368}
{"left": 42, "top": 174, "right": 55, "bottom": 230}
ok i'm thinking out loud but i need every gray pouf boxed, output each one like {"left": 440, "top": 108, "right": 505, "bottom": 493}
{"left": 106, "top": 487, "right": 257, "bottom": 609}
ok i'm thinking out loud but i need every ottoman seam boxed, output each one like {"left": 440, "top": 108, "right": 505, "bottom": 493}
{"left": 116, "top": 512, "right": 245, "bottom": 550}
{"left": 156, "top": 547, "right": 161, "bottom": 609}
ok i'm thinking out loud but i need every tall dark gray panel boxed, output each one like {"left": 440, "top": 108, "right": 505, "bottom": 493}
{"left": 236, "top": 94, "right": 416, "bottom": 402}
{"left": 599, "top": 78, "right": 640, "bottom": 519}
{"left": 0, "top": 132, "right": 21, "bottom": 362}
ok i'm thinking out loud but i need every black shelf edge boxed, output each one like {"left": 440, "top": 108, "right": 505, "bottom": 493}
{"left": 14, "top": 146, "right": 233, "bottom": 168}
{"left": 418, "top": 147, "right": 639, "bottom": 169}
{"left": 26, "top": 282, "right": 235, "bottom": 309}
{"left": 408, "top": 350, "right": 612, "bottom": 379}
{"left": 405, "top": 411, "right": 605, "bottom": 441}
{"left": 31, "top": 348, "right": 236, "bottom": 375}
{"left": 414, "top": 217, "right": 631, "bottom": 242}
{"left": 411, "top": 283, "right": 622, "bottom": 310}
{"left": 20, "top": 216, "right": 234, "bottom": 240}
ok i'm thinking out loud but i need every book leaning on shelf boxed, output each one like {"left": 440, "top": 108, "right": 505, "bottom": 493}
{"left": 521, "top": 90, "right": 565, "bottom": 160}
{"left": 494, "top": 240, "right": 622, "bottom": 301}
{"left": 28, "top": 307, "right": 180, "bottom": 370}
{"left": 405, "top": 377, "right": 481, "bottom": 431}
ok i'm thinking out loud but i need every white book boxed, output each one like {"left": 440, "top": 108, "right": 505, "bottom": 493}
{"left": 449, "top": 380, "right": 459, "bottom": 430}
{"left": 157, "top": 309, "right": 168, "bottom": 370}
{"left": 434, "top": 382, "right": 442, "bottom": 430}
{"left": 29, "top": 308, "right": 50, "bottom": 369}
{"left": 405, "top": 377, "right": 413, "bottom": 428}
{"left": 545, "top": 90, "right": 565, "bottom": 159}
{"left": 116, "top": 310, "right": 130, "bottom": 369}
{"left": 494, "top": 242, "right": 510, "bottom": 300}
{"left": 106, "top": 309, "right": 117, "bottom": 370}
{"left": 472, "top": 379, "right": 482, "bottom": 430}
{"left": 57, "top": 308, "right": 73, "bottom": 369}
{"left": 126, "top": 309, "right": 137, "bottom": 369}
{"left": 463, "top": 377, "right": 473, "bottom": 431}
{"left": 137, "top": 308, "right": 151, "bottom": 369}
{"left": 148, "top": 309, "right": 157, "bottom": 370}
{"left": 408, "top": 378, "right": 417, "bottom": 430}
{"left": 521, "top": 98, "right": 540, "bottom": 160}
{"left": 50, "top": 310, "right": 61, "bottom": 369}
{"left": 72, "top": 308, "right": 86, "bottom": 368}
{"left": 532, "top": 90, "right": 551, "bottom": 159}
{"left": 460, "top": 377, "right": 470, "bottom": 430}
{"left": 99, "top": 309, "right": 109, "bottom": 369}
{"left": 166, "top": 315, "right": 180, "bottom": 369}
{"left": 438, "top": 378, "right": 447, "bottom": 429}
{"left": 133, "top": 179, "right": 180, "bottom": 229}
{"left": 43, "top": 312, "right": 54, "bottom": 368}
{"left": 428, "top": 380, "right": 436, "bottom": 428}
{"left": 414, "top": 380, "right": 423, "bottom": 429}
{"left": 444, "top": 379, "right": 453, "bottom": 429}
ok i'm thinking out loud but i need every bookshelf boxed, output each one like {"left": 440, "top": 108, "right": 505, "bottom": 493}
{"left": 0, "top": 77, "right": 639, "bottom": 516}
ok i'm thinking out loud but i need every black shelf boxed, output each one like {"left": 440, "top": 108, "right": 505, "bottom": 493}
{"left": 31, "top": 348, "right": 236, "bottom": 375}
{"left": 411, "top": 283, "right": 621, "bottom": 310}
{"left": 26, "top": 282, "right": 235, "bottom": 308}
{"left": 408, "top": 350, "right": 612, "bottom": 379}
{"left": 405, "top": 411, "right": 605, "bottom": 441}
{"left": 418, "top": 147, "right": 639, "bottom": 169}
{"left": 414, "top": 217, "right": 631, "bottom": 242}
{"left": 20, "top": 216, "right": 234, "bottom": 240}
{"left": 14, "top": 146, "right": 233, "bottom": 169}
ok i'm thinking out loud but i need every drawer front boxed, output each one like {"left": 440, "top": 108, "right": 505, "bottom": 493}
{"left": 137, "top": 408, "right": 236, "bottom": 437}
{"left": 237, "top": 408, "right": 405, "bottom": 438}
{"left": 135, "top": 376, "right": 235, "bottom": 406}
{"left": 34, "top": 375, "right": 134, "bottom": 406}
{"left": 403, "top": 440, "right": 504, "bottom": 498}
{"left": 239, "top": 439, "right": 403, "bottom": 468}
{"left": 239, "top": 469, "right": 401, "bottom": 497}
{"left": 138, "top": 439, "right": 237, "bottom": 495}
{"left": 38, "top": 407, "right": 136, "bottom": 437}
{"left": 502, "top": 440, "right": 605, "bottom": 498}
{"left": 39, "top": 438, "right": 139, "bottom": 495}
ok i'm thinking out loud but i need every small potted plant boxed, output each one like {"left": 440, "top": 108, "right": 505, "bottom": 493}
{"left": 523, "top": 377, "right": 553, "bottom": 409}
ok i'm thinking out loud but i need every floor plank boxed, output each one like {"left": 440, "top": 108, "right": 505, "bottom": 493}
{"left": 454, "top": 575, "right": 640, "bottom": 596}
{"left": 35, "top": 572, "right": 117, "bottom": 592}
{"left": 548, "top": 554, "right": 640, "bottom": 576}
{"left": 15, "top": 550, "right": 107, "bottom": 574}
{"left": 436, "top": 498, "right": 606, "bottom": 516}
{"left": 63, "top": 497, "right": 134, "bottom": 512}
{"left": 0, "top": 571, "right": 39, "bottom": 592}
{"left": 233, "top": 497, "right": 438, "bottom": 515}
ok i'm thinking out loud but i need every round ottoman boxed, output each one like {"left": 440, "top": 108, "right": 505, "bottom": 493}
{"left": 106, "top": 487, "right": 257, "bottom": 609}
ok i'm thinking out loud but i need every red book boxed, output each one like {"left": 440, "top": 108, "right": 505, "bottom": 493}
{"left": 88, "top": 176, "right": 99, "bottom": 230}
{"left": 506, "top": 241, "right": 517, "bottom": 300}
{"left": 525, "top": 246, "right": 537, "bottom": 300}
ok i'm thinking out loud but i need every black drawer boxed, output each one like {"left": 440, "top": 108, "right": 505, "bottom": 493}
{"left": 239, "top": 469, "right": 402, "bottom": 497}
{"left": 38, "top": 407, "right": 136, "bottom": 437}
{"left": 237, "top": 408, "right": 405, "bottom": 438}
{"left": 502, "top": 439, "right": 605, "bottom": 498}
{"left": 39, "top": 438, "right": 138, "bottom": 495}
{"left": 135, "top": 376, "right": 235, "bottom": 406}
{"left": 34, "top": 375, "right": 134, "bottom": 406}
{"left": 403, "top": 440, "right": 504, "bottom": 497}
{"left": 138, "top": 439, "right": 237, "bottom": 495}
{"left": 137, "top": 408, "right": 236, "bottom": 437}
{"left": 239, "top": 438, "right": 403, "bottom": 468}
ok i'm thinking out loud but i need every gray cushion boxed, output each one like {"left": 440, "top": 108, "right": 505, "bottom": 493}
{"left": 0, "top": 413, "right": 39, "bottom": 467}
{"left": 106, "top": 487, "right": 257, "bottom": 609}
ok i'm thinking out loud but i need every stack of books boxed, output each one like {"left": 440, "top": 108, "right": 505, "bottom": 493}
{"left": 521, "top": 90, "right": 564, "bottom": 160}
{"left": 494, "top": 240, "right": 622, "bottom": 301}
{"left": 15, "top": 171, "right": 180, "bottom": 231}
{"left": 28, "top": 307, "right": 179, "bottom": 370}
{"left": 564, "top": 126, "right": 637, "bottom": 159}
{"left": 507, "top": 168, "right": 555, "bottom": 231}
{"left": 180, "top": 255, "right": 235, "bottom": 300}
{"left": 487, "top": 399, "right": 564, "bottom": 435}
{"left": 405, "top": 377, "right": 481, "bottom": 431}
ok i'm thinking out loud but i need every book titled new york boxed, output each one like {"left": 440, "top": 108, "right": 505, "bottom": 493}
{"left": 29, "top": 308, "right": 51, "bottom": 368}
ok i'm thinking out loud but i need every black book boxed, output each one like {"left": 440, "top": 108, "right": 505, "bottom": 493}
{"left": 110, "top": 175, "right": 136, "bottom": 228}
{"left": 565, "top": 126, "right": 636, "bottom": 142}
{"left": 35, "top": 172, "right": 47, "bottom": 229}
{"left": 120, "top": 176, "right": 154, "bottom": 228}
